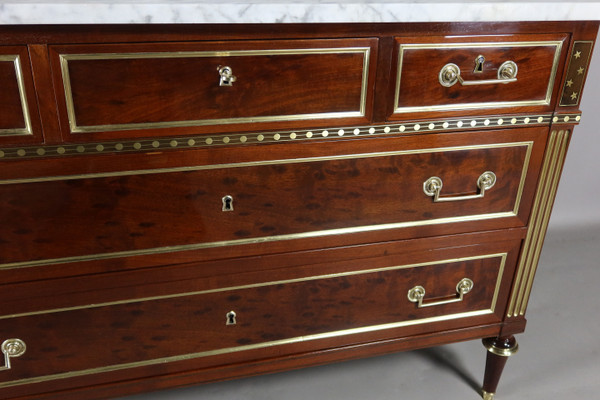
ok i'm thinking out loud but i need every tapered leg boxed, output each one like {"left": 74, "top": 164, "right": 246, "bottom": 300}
{"left": 481, "top": 336, "right": 519, "bottom": 400}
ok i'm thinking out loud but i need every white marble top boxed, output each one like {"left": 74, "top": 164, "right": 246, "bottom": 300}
{"left": 1, "top": 1, "right": 600, "bottom": 25}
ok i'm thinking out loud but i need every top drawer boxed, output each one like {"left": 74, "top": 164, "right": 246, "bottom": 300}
{"left": 390, "top": 34, "right": 568, "bottom": 118}
{"left": 50, "top": 39, "right": 377, "bottom": 141}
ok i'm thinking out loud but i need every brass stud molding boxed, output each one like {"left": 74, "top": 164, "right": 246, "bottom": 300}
{"left": 552, "top": 112, "right": 582, "bottom": 125}
{"left": 0, "top": 114, "right": 552, "bottom": 161}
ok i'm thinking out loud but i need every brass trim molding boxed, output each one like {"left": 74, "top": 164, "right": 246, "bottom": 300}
{"left": 506, "top": 130, "right": 570, "bottom": 317}
{"left": 394, "top": 41, "right": 563, "bottom": 114}
{"left": 0, "top": 113, "right": 551, "bottom": 161}
{"left": 59, "top": 47, "right": 371, "bottom": 134}
{"left": 559, "top": 41, "right": 594, "bottom": 107}
{"left": 0, "top": 142, "right": 532, "bottom": 270}
{"left": 552, "top": 112, "right": 582, "bottom": 125}
{"left": 0, "top": 54, "right": 33, "bottom": 137}
{"left": 0, "top": 254, "right": 506, "bottom": 388}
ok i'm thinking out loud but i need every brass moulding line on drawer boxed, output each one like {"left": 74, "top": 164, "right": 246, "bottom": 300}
{"left": 0, "top": 114, "right": 552, "bottom": 161}
{"left": 0, "top": 142, "right": 532, "bottom": 271}
{"left": 59, "top": 47, "right": 371, "bottom": 134}
{"left": 0, "top": 55, "right": 33, "bottom": 137}
{"left": 0, "top": 254, "right": 506, "bottom": 388}
{"left": 0, "top": 253, "right": 507, "bottom": 320}
{"left": 394, "top": 41, "right": 563, "bottom": 114}
{"left": 506, "top": 130, "right": 570, "bottom": 318}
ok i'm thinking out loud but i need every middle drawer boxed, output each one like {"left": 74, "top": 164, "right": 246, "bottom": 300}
{"left": 0, "top": 127, "right": 545, "bottom": 271}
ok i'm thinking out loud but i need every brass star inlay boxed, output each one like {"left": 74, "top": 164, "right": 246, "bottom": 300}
{"left": 566, "top": 79, "right": 574, "bottom": 87}
{"left": 574, "top": 51, "right": 582, "bottom": 59}
{"left": 577, "top": 67, "right": 585, "bottom": 75}
{"left": 571, "top": 92, "right": 578, "bottom": 100}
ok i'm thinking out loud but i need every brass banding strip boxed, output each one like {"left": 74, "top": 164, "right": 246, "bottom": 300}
{"left": 0, "top": 114, "right": 552, "bottom": 161}
{"left": 0, "top": 142, "right": 532, "bottom": 270}
{"left": 395, "top": 41, "right": 563, "bottom": 114}
{"left": 0, "top": 54, "right": 33, "bottom": 137}
{"left": 60, "top": 47, "right": 371, "bottom": 134}
{"left": 507, "top": 130, "right": 570, "bottom": 317}
{"left": 0, "top": 253, "right": 506, "bottom": 388}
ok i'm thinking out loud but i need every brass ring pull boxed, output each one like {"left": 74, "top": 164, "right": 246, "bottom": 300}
{"left": 423, "top": 171, "right": 496, "bottom": 202}
{"left": 0, "top": 339, "right": 26, "bottom": 371}
{"left": 407, "top": 278, "right": 474, "bottom": 308}
{"left": 439, "top": 61, "right": 518, "bottom": 87}
{"left": 218, "top": 66, "right": 237, "bottom": 86}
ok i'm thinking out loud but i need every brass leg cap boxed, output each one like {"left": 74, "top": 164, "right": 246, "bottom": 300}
{"left": 482, "top": 390, "right": 495, "bottom": 400}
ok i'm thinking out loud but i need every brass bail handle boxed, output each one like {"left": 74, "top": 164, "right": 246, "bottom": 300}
{"left": 423, "top": 171, "right": 496, "bottom": 202}
{"left": 439, "top": 60, "right": 518, "bottom": 87}
{"left": 408, "top": 278, "right": 474, "bottom": 308}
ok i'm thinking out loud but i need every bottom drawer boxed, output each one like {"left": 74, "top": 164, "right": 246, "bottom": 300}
{"left": 0, "top": 234, "right": 520, "bottom": 397}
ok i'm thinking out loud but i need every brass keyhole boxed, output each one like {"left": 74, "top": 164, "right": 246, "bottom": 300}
{"left": 222, "top": 195, "right": 234, "bottom": 212}
{"left": 226, "top": 311, "right": 237, "bottom": 326}
{"left": 474, "top": 55, "right": 485, "bottom": 73}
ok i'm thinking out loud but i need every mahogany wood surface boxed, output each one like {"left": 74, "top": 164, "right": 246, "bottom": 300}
{"left": 0, "top": 21, "right": 597, "bottom": 400}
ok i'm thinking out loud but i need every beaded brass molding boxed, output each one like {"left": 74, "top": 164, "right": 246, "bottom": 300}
{"left": 560, "top": 41, "right": 594, "bottom": 107}
{"left": 506, "top": 129, "right": 570, "bottom": 318}
{"left": 551, "top": 112, "right": 582, "bottom": 125}
{"left": 0, "top": 113, "right": 553, "bottom": 161}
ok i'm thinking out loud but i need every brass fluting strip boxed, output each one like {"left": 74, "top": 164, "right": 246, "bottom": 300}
{"left": 519, "top": 130, "right": 570, "bottom": 315}
{"left": 507, "top": 130, "right": 559, "bottom": 317}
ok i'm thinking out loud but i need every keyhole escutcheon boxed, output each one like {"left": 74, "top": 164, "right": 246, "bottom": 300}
{"left": 474, "top": 55, "right": 485, "bottom": 73}
{"left": 226, "top": 311, "right": 237, "bottom": 325}
{"left": 222, "top": 195, "right": 234, "bottom": 212}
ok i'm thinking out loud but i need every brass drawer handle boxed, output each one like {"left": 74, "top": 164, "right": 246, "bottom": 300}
{"left": 423, "top": 171, "right": 496, "bottom": 202}
{"left": 218, "top": 65, "right": 237, "bottom": 86}
{"left": 0, "top": 339, "right": 26, "bottom": 371}
{"left": 407, "top": 278, "right": 474, "bottom": 308}
{"left": 439, "top": 61, "right": 518, "bottom": 87}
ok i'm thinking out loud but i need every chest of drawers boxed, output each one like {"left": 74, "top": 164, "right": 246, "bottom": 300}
{"left": 0, "top": 21, "right": 597, "bottom": 400}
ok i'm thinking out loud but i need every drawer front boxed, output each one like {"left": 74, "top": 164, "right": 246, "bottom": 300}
{"left": 391, "top": 34, "right": 567, "bottom": 117}
{"left": 0, "top": 236, "right": 518, "bottom": 394}
{"left": 0, "top": 46, "right": 42, "bottom": 145}
{"left": 50, "top": 39, "right": 376, "bottom": 140}
{"left": 0, "top": 128, "right": 544, "bottom": 270}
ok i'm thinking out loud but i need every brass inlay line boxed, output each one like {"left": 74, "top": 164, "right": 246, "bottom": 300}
{"left": 0, "top": 142, "right": 532, "bottom": 270}
{"left": 507, "top": 130, "right": 569, "bottom": 317}
{"left": 0, "top": 54, "right": 33, "bottom": 137}
{"left": 0, "top": 254, "right": 506, "bottom": 388}
{"left": 60, "top": 47, "right": 371, "bottom": 134}
{"left": 0, "top": 114, "right": 551, "bottom": 161}
{"left": 394, "top": 41, "right": 563, "bottom": 114}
